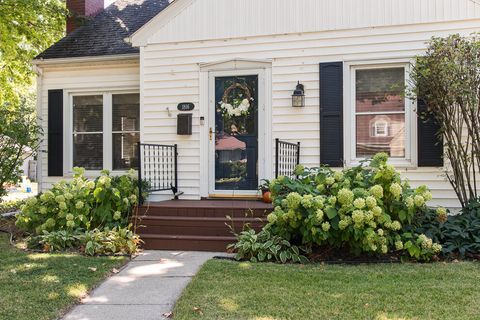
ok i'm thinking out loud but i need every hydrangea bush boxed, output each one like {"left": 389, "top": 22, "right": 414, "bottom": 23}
{"left": 16, "top": 168, "right": 140, "bottom": 234}
{"left": 266, "top": 153, "right": 443, "bottom": 261}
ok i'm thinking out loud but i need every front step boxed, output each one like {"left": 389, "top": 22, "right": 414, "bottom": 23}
{"left": 134, "top": 200, "right": 271, "bottom": 251}
{"left": 137, "top": 216, "right": 264, "bottom": 237}
{"left": 140, "top": 234, "right": 237, "bottom": 251}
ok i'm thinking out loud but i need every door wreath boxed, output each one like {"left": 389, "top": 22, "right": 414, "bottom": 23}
{"left": 218, "top": 82, "right": 253, "bottom": 117}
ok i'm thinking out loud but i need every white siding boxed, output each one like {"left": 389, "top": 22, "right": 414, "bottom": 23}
{"left": 141, "top": 19, "right": 480, "bottom": 207}
{"left": 37, "top": 60, "right": 140, "bottom": 191}
{"left": 139, "top": 0, "right": 480, "bottom": 44}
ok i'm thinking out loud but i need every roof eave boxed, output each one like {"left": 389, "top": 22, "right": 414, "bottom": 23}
{"left": 32, "top": 53, "right": 140, "bottom": 66}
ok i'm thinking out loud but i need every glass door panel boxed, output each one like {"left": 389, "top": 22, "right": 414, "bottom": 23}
{"left": 214, "top": 75, "right": 258, "bottom": 191}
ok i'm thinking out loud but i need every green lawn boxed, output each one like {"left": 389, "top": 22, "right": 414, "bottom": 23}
{"left": 174, "top": 259, "right": 480, "bottom": 320}
{"left": 0, "top": 233, "right": 126, "bottom": 320}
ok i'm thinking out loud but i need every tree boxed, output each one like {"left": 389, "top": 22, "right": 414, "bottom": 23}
{"left": 0, "top": 0, "right": 66, "bottom": 107}
{"left": 0, "top": 94, "right": 42, "bottom": 197}
{"left": 410, "top": 34, "right": 480, "bottom": 208}
{"left": 0, "top": 0, "right": 66, "bottom": 197}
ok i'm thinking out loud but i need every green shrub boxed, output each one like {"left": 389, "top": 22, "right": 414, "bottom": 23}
{"left": 416, "top": 199, "right": 480, "bottom": 258}
{"left": 25, "top": 226, "right": 142, "bottom": 256}
{"left": 227, "top": 228, "right": 309, "bottom": 264}
{"left": 83, "top": 227, "right": 142, "bottom": 256}
{"left": 0, "top": 199, "right": 26, "bottom": 214}
{"left": 266, "top": 153, "right": 443, "bottom": 261}
{"left": 27, "top": 229, "right": 84, "bottom": 252}
{"left": 15, "top": 167, "right": 142, "bottom": 234}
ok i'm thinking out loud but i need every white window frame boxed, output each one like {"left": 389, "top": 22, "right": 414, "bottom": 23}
{"left": 343, "top": 60, "right": 417, "bottom": 168}
{"left": 64, "top": 89, "right": 140, "bottom": 175}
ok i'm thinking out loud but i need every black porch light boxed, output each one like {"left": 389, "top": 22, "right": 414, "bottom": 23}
{"left": 292, "top": 81, "right": 305, "bottom": 108}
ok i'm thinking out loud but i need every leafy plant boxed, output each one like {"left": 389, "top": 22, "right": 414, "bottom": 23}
{"left": 16, "top": 167, "right": 145, "bottom": 234}
{"left": 416, "top": 199, "right": 480, "bottom": 258}
{"left": 266, "top": 153, "right": 443, "bottom": 261}
{"left": 227, "top": 228, "right": 309, "bottom": 264}
{"left": 410, "top": 34, "right": 480, "bottom": 208}
{"left": 0, "top": 199, "right": 26, "bottom": 214}
{"left": 83, "top": 227, "right": 142, "bottom": 256}
{"left": 28, "top": 229, "right": 84, "bottom": 252}
{"left": 0, "top": 98, "right": 42, "bottom": 198}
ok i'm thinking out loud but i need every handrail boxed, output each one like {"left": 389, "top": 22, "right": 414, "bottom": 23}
{"left": 137, "top": 142, "right": 180, "bottom": 204}
{"left": 275, "top": 138, "right": 301, "bottom": 178}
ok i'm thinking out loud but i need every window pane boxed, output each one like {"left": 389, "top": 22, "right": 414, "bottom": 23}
{"left": 73, "top": 134, "right": 103, "bottom": 170}
{"left": 356, "top": 68, "right": 405, "bottom": 113}
{"left": 73, "top": 95, "right": 103, "bottom": 132}
{"left": 112, "top": 94, "right": 139, "bottom": 132}
{"left": 113, "top": 133, "right": 140, "bottom": 170}
{"left": 356, "top": 114, "right": 405, "bottom": 158}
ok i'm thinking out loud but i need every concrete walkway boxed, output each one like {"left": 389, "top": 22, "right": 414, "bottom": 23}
{"left": 63, "top": 250, "right": 224, "bottom": 320}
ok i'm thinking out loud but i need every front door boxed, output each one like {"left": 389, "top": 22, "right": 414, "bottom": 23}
{"left": 209, "top": 71, "right": 263, "bottom": 196}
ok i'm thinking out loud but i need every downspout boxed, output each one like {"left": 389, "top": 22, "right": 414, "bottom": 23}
{"left": 33, "top": 64, "right": 44, "bottom": 193}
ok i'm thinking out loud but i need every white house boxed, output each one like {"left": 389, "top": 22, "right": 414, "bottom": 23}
{"left": 34, "top": 0, "right": 480, "bottom": 209}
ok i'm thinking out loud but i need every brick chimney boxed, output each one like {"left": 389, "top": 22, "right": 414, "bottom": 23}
{"left": 67, "top": 0, "right": 105, "bottom": 34}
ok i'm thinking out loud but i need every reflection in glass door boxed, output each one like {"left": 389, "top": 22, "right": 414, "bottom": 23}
{"left": 214, "top": 75, "right": 258, "bottom": 191}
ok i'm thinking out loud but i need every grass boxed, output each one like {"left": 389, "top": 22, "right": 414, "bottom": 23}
{"left": 0, "top": 233, "right": 126, "bottom": 320}
{"left": 174, "top": 259, "right": 480, "bottom": 320}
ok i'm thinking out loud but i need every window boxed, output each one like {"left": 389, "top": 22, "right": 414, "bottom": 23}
{"left": 354, "top": 67, "right": 407, "bottom": 159}
{"left": 112, "top": 94, "right": 140, "bottom": 170}
{"left": 71, "top": 92, "right": 139, "bottom": 172}
{"left": 73, "top": 95, "right": 103, "bottom": 170}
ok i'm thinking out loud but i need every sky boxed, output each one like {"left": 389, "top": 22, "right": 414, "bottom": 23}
{"left": 105, "top": 0, "right": 116, "bottom": 7}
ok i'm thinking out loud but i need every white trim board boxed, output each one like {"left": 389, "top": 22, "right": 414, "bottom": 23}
{"left": 199, "top": 60, "right": 272, "bottom": 197}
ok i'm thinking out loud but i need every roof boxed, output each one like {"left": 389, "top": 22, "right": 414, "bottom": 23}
{"left": 35, "top": 0, "right": 171, "bottom": 60}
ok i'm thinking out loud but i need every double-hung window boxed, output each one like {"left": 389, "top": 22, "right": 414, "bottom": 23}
{"left": 71, "top": 92, "right": 140, "bottom": 172}
{"left": 349, "top": 63, "right": 414, "bottom": 165}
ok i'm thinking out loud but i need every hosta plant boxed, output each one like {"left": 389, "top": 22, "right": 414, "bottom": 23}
{"left": 227, "top": 228, "right": 310, "bottom": 264}
{"left": 83, "top": 226, "right": 142, "bottom": 256}
{"left": 16, "top": 167, "right": 142, "bottom": 234}
{"left": 266, "top": 153, "right": 443, "bottom": 261}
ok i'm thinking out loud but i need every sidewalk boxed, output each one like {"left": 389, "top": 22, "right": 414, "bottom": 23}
{"left": 63, "top": 250, "right": 224, "bottom": 320}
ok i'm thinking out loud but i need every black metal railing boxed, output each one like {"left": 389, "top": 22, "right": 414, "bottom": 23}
{"left": 275, "top": 138, "right": 301, "bottom": 178}
{"left": 137, "top": 143, "right": 180, "bottom": 203}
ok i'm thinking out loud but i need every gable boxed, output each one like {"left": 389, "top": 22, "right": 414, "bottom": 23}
{"left": 131, "top": 0, "right": 480, "bottom": 46}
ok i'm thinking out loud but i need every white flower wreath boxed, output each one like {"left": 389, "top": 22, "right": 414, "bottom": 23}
{"left": 218, "top": 83, "right": 252, "bottom": 117}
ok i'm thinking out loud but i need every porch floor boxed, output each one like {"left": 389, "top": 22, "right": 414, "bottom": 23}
{"left": 144, "top": 199, "right": 273, "bottom": 210}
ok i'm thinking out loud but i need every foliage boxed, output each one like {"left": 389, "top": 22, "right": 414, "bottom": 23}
{"left": 0, "top": 97, "right": 42, "bottom": 197}
{"left": 16, "top": 168, "right": 142, "bottom": 234}
{"left": 27, "top": 229, "right": 84, "bottom": 252}
{"left": 26, "top": 226, "right": 142, "bottom": 256}
{"left": 0, "top": 0, "right": 66, "bottom": 108}
{"left": 410, "top": 34, "right": 480, "bottom": 207}
{"left": 0, "top": 199, "right": 26, "bottom": 214}
{"left": 83, "top": 227, "right": 142, "bottom": 256}
{"left": 227, "top": 228, "right": 309, "bottom": 264}
{"left": 266, "top": 153, "right": 442, "bottom": 261}
{"left": 0, "top": 233, "right": 125, "bottom": 320}
{"left": 416, "top": 199, "right": 480, "bottom": 258}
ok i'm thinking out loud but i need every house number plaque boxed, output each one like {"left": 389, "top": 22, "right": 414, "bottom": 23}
{"left": 177, "top": 102, "right": 195, "bottom": 111}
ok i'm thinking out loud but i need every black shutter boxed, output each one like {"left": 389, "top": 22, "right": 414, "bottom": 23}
{"left": 320, "top": 62, "right": 343, "bottom": 167}
{"left": 48, "top": 90, "right": 64, "bottom": 176}
{"left": 417, "top": 99, "right": 443, "bottom": 167}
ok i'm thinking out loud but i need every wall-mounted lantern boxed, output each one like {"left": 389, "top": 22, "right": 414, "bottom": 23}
{"left": 292, "top": 81, "right": 305, "bottom": 108}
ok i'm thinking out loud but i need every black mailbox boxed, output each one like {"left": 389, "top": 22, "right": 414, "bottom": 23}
{"left": 177, "top": 113, "right": 192, "bottom": 135}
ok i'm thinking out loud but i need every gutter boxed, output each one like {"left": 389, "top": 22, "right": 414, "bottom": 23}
{"left": 32, "top": 53, "right": 140, "bottom": 66}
